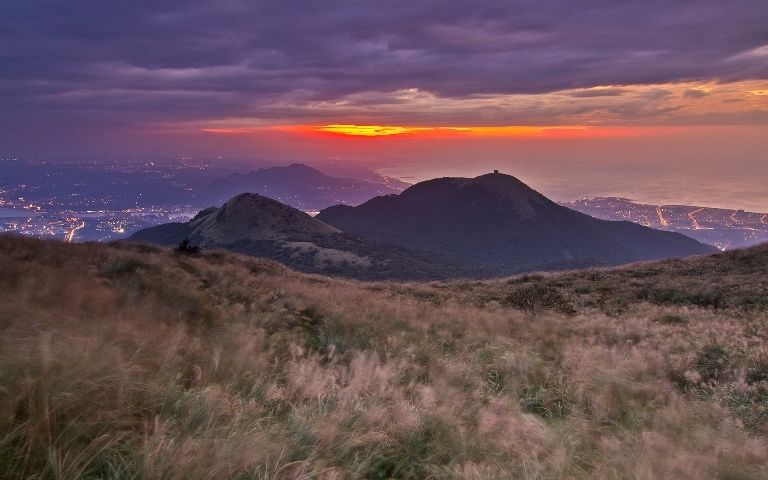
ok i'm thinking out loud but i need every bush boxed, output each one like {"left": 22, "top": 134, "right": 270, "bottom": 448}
{"left": 654, "top": 314, "right": 688, "bottom": 325}
{"left": 174, "top": 239, "right": 200, "bottom": 255}
{"left": 695, "top": 345, "right": 731, "bottom": 384}
{"left": 98, "top": 258, "right": 148, "bottom": 277}
{"left": 503, "top": 284, "right": 573, "bottom": 316}
{"left": 747, "top": 360, "right": 768, "bottom": 384}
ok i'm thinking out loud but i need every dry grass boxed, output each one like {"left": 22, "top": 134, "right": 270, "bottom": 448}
{"left": 1, "top": 234, "right": 767, "bottom": 479}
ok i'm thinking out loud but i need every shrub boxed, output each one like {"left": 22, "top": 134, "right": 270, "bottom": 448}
{"left": 654, "top": 314, "right": 688, "bottom": 325}
{"left": 174, "top": 239, "right": 200, "bottom": 255}
{"left": 503, "top": 284, "right": 573, "bottom": 316}
{"left": 746, "top": 360, "right": 768, "bottom": 384}
{"left": 518, "top": 383, "right": 572, "bottom": 420}
{"left": 695, "top": 345, "right": 731, "bottom": 384}
{"left": 98, "top": 258, "right": 147, "bottom": 277}
{"left": 721, "top": 387, "right": 768, "bottom": 433}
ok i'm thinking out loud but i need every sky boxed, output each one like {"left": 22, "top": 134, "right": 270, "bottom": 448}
{"left": 2, "top": 1, "right": 767, "bottom": 209}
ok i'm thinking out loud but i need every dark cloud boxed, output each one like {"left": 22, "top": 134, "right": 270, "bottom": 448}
{"left": 567, "top": 88, "right": 629, "bottom": 98}
{"left": 683, "top": 89, "right": 709, "bottom": 98}
{"left": 0, "top": 0, "right": 766, "bottom": 151}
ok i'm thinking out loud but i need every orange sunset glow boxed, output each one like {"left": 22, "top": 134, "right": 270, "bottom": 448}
{"left": 315, "top": 124, "right": 429, "bottom": 136}
{"left": 309, "top": 124, "right": 627, "bottom": 138}
{"left": 198, "top": 123, "right": 638, "bottom": 139}
{"left": 312, "top": 124, "right": 561, "bottom": 137}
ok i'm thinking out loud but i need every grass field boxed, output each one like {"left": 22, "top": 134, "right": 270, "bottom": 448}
{"left": 1, "top": 234, "right": 767, "bottom": 479}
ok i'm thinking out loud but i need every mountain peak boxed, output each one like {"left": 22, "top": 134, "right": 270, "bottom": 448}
{"left": 190, "top": 192, "right": 339, "bottom": 242}
{"left": 203, "top": 192, "right": 296, "bottom": 221}
{"left": 317, "top": 173, "right": 716, "bottom": 273}
{"left": 204, "top": 163, "right": 406, "bottom": 211}
{"left": 283, "top": 162, "right": 320, "bottom": 172}
{"left": 458, "top": 171, "right": 545, "bottom": 201}
{"left": 249, "top": 163, "right": 327, "bottom": 177}
{"left": 223, "top": 192, "right": 281, "bottom": 208}
{"left": 398, "top": 171, "right": 547, "bottom": 217}
{"left": 404, "top": 171, "right": 536, "bottom": 193}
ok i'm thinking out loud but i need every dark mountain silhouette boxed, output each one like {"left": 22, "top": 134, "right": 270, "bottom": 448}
{"left": 203, "top": 163, "right": 407, "bottom": 211}
{"left": 129, "top": 193, "right": 477, "bottom": 280}
{"left": 316, "top": 172, "right": 718, "bottom": 274}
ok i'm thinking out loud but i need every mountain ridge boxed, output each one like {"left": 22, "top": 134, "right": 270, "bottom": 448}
{"left": 202, "top": 163, "right": 407, "bottom": 211}
{"left": 129, "top": 192, "right": 480, "bottom": 280}
{"left": 317, "top": 171, "right": 717, "bottom": 273}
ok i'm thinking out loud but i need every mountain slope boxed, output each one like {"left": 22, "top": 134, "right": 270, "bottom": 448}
{"left": 2, "top": 235, "right": 767, "bottom": 478}
{"left": 317, "top": 172, "right": 717, "bottom": 273}
{"left": 203, "top": 163, "right": 406, "bottom": 210}
{"left": 129, "top": 193, "right": 477, "bottom": 280}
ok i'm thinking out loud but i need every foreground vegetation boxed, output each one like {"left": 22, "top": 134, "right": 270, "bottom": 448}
{"left": 1, "top": 235, "right": 768, "bottom": 479}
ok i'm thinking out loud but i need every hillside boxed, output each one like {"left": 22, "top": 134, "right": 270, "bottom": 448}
{"left": 1, "top": 234, "right": 768, "bottom": 479}
{"left": 317, "top": 172, "right": 717, "bottom": 274}
{"left": 129, "top": 193, "right": 478, "bottom": 280}
{"left": 203, "top": 163, "right": 406, "bottom": 211}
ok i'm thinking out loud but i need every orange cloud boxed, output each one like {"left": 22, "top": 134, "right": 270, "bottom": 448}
{"left": 314, "top": 124, "right": 430, "bottom": 136}
{"left": 305, "top": 124, "right": 631, "bottom": 138}
{"left": 195, "top": 123, "right": 647, "bottom": 139}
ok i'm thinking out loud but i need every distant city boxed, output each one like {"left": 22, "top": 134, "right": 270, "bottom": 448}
{"left": 564, "top": 197, "right": 768, "bottom": 251}
{"left": 0, "top": 157, "right": 231, "bottom": 242}
{"left": 0, "top": 157, "right": 404, "bottom": 243}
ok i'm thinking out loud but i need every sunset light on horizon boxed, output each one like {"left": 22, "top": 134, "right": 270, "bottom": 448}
{"left": 310, "top": 124, "right": 598, "bottom": 138}
{"left": 1, "top": 1, "right": 766, "bottom": 209}
{"left": 202, "top": 124, "right": 621, "bottom": 138}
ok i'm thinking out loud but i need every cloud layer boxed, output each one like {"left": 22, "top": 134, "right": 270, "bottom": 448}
{"left": 1, "top": 0, "right": 767, "bottom": 148}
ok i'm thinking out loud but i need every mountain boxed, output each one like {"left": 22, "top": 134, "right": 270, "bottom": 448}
{"left": 129, "top": 193, "right": 477, "bottom": 280}
{"left": 202, "top": 163, "right": 407, "bottom": 211}
{"left": 310, "top": 163, "right": 411, "bottom": 189}
{"left": 317, "top": 172, "right": 718, "bottom": 274}
{"left": 563, "top": 196, "right": 768, "bottom": 251}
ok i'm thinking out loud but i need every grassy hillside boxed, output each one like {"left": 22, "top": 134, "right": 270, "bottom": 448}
{"left": 1, "top": 235, "right": 768, "bottom": 479}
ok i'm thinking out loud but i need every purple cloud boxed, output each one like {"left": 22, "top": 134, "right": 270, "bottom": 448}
{"left": 0, "top": 0, "right": 766, "bottom": 153}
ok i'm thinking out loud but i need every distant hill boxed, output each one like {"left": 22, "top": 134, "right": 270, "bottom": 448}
{"left": 317, "top": 172, "right": 718, "bottom": 274}
{"left": 129, "top": 193, "right": 477, "bottom": 280}
{"left": 202, "top": 163, "right": 407, "bottom": 211}
{"left": 563, "top": 196, "right": 768, "bottom": 251}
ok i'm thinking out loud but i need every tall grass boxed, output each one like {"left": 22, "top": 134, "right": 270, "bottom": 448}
{"left": 1, "top": 235, "right": 767, "bottom": 478}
